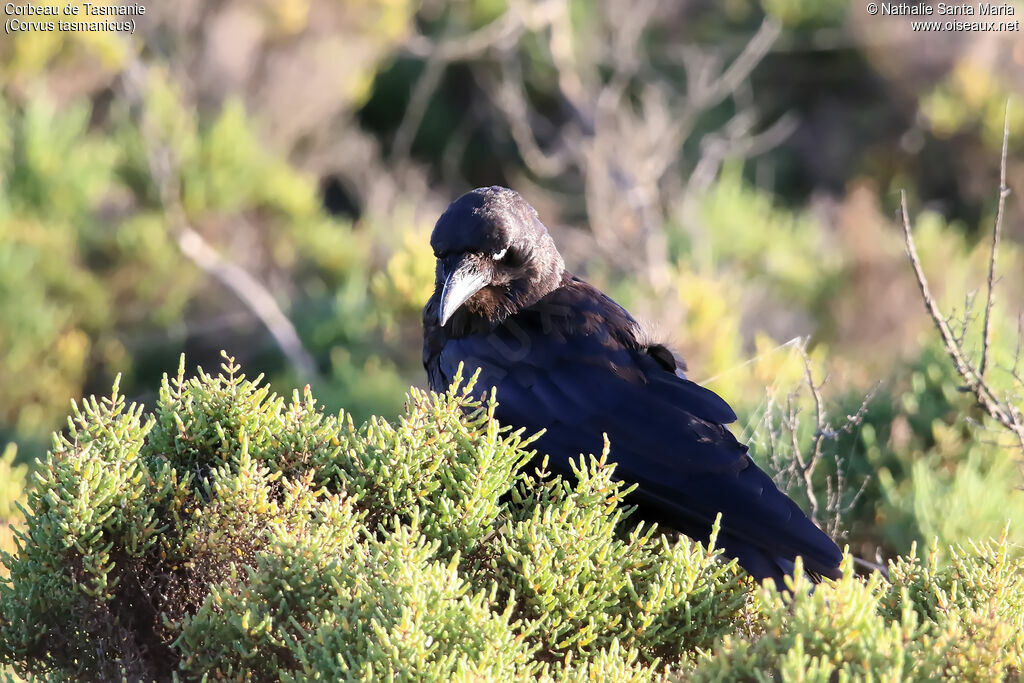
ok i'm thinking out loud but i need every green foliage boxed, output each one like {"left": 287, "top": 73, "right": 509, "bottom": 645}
{"left": 0, "top": 80, "right": 427, "bottom": 452}
{"left": 2, "top": 357, "right": 1021, "bottom": 681}
{"left": 1, "top": 356, "right": 1022, "bottom": 681}
{"left": 759, "top": 0, "right": 848, "bottom": 27}
{"left": 823, "top": 335, "right": 1024, "bottom": 557}
{"left": 1, "top": 358, "right": 1022, "bottom": 680}
{"left": 691, "top": 541, "right": 1024, "bottom": 681}
{"left": 496, "top": 454, "right": 748, "bottom": 663}
{"left": 0, "top": 357, "right": 752, "bottom": 681}
{"left": 921, "top": 64, "right": 1024, "bottom": 148}
{"left": 0, "top": 98, "right": 118, "bottom": 438}
{"left": 693, "top": 163, "right": 843, "bottom": 309}
{"left": 0, "top": 5, "right": 427, "bottom": 451}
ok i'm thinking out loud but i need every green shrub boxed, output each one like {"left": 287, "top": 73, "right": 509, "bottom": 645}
{"left": 0, "top": 356, "right": 752, "bottom": 681}
{"left": 692, "top": 539, "right": 1024, "bottom": 681}
{"left": 0, "top": 356, "right": 1021, "bottom": 681}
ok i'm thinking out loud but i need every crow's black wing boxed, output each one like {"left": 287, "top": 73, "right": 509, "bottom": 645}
{"left": 425, "top": 277, "right": 842, "bottom": 582}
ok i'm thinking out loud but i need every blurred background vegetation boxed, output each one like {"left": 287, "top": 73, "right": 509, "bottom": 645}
{"left": 1, "top": 0, "right": 1023, "bottom": 570}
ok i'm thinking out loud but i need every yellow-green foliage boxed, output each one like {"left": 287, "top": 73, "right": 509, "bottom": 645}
{"left": 0, "top": 357, "right": 1021, "bottom": 681}
{"left": 692, "top": 539, "right": 1024, "bottom": 681}
{"left": 0, "top": 357, "right": 750, "bottom": 680}
{"left": 697, "top": 164, "right": 842, "bottom": 306}
{"left": 922, "top": 65, "right": 1024, "bottom": 147}
{"left": 0, "top": 81, "right": 430, "bottom": 447}
{"left": 0, "top": 98, "right": 119, "bottom": 437}
{"left": 855, "top": 338, "right": 1024, "bottom": 556}
{"left": 0, "top": 0, "right": 425, "bottom": 449}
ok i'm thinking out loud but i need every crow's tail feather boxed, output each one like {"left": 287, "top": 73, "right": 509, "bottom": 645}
{"left": 720, "top": 533, "right": 842, "bottom": 587}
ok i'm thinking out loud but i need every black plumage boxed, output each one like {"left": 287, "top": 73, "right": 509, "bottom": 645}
{"left": 422, "top": 186, "right": 843, "bottom": 585}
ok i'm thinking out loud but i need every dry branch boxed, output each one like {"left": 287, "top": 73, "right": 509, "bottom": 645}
{"left": 404, "top": 1, "right": 789, "bottom": 288}
{"left": 897, "top": 103, "right": 1024, "bottom": 456}
{"left": 981, "top": 102, "right": 1012, "bottom": 380}
{"left": 760, "top": 341, "right": 873, "bottom": 541}
{"left": 120, "top": 61, "right": 318, "bottom": 380}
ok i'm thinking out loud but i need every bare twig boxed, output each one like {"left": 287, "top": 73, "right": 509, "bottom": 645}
{"left": 897, "top": 105, "right": 1024, "bottom": 455}
{"left": 756, "top": 340, "right": 874, "bottom": 540}
{"left": 392, "top": 6, "right": 529, "bottom": 164}
{"left": 433, "top": 1, "right": 788, "bottom": 288}
{"left": 853, "top": 556, "right": 889, "bottom": 578}
{"left": 175, "top": 230, "right": 318, "bottom": 379}
{"left": 680, "top": 17, "right": 782, "bottom": 112}
{"left": 800, "top": 348, "right": 827, "bottom": 522}
{"left": 401, "top": 7, "right": 528, "bottom": 61}
{"left": 390, "top": 53, "right": 449, "bottom": 164}
{"left": 981, "top": 101, "right": 1012, "bottom": 380}
{"left": 687, "top": 112, "right": 798, "bottom": 198}
{"left": 483, "top": 57, "right": 572, "bottom": 177}
{"left": 899, "top": 191, "right": 1021, "bottom": 445}
{"left": 121, "top": 61, "right": 318, "bottom": 380}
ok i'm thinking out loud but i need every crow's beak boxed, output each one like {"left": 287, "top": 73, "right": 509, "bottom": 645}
{"left": 439, "top": 257, "right": 489, "bottom": 326}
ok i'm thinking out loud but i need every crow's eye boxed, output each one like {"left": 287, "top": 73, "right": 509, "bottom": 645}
{"left": 492, "top": 247, "right": 508, "bottom": 261}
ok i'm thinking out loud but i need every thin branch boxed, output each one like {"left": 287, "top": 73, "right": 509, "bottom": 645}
{"left": 428, "top": 4, "right": 785, "bottom": 292}
{"left": 900, "top": 192, "right": 986, "bottom": 396}
{"left": 393, "top": 6, "right": 529, "bottom": 164}
{"left": 853, "top": 556, "right": 889, "bottom": 578}
{"left": 121, "top": 61, "right": 318, "bottom": 380}
{"left": 798, "top": 345, "right": 829, "bottom": 524}
{"left": 401, "top": 8, "right": 526, "bottom": 61}
{"left": 390, "top": 54, "right": 449, "bottom": 164}
{"left": 981, "top": 101, "right": 1012, "bottom": 380}
{"left": 899, "top": 190, "right": 1024, "bottom": 454}
{"left": 677, "top": 17, "right": 783, "bottom": 113}
{"left": 687, "top": 112, "right": 797, "bottom": 198}
{"left": 484, "top": 57, "right": 572, "bottom": 177}
{"left": 175, "top": 229, "right": 318, "bottom": 379}
{"left": 756, "top": 342, "right": 873, "bottom": 539}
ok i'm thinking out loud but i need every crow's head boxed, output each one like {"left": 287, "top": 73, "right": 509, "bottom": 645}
{"left": 430, "top": 186, "right": 565, "bottom": 326}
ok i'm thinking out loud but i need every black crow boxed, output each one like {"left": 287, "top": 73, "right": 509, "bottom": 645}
{"left": 422, "top": 186, "right": 843, "bottom": 585}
